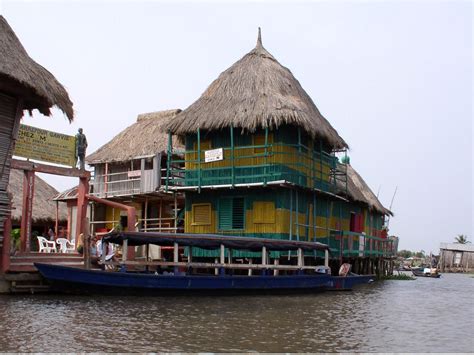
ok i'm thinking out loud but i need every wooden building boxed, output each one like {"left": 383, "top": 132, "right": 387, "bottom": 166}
{"left": 439, "top": 243, "right": 474, "bottom": 273}
{"left": 85, "top": 110, "right": 184, "bottom": 235}
{"left": 163, "top": 30, "right": 395, "bottom": 271}
{"left": 0, "top": 15, "right": 73, "bottom": 270}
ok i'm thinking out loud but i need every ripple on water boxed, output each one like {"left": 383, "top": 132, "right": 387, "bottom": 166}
{"left": 0, "top": 274, "right": 473, "bottom": 352}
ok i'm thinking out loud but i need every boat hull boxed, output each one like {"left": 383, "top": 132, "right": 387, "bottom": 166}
{"left": 35, "top": 263, "right": 374, "bottom": 295}
{"left": 411, "top": 269, "right": 441, "bottom": 278}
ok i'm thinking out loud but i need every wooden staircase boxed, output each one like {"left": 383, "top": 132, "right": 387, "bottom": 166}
{"left": 5, "top": 252, "right": 84, "bottom": 293}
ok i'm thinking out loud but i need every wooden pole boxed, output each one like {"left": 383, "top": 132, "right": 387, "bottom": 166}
{"left": 166, "top": 132, "right": 172, "bottom": 192}
{"left": 20, "top": 170, "right": 35, "bottom": 252}
{"left": 197, "top": 128, "right": 201, "bottom": 192}
{"left": 173, "top": 242, "right": 179, "bottom": 274}
{"left": 174, "top": 193, "right": 177, "bottom": 233}
{"left": 55, "top": 200, "right": 59, "bottom": 238}
{"left": 230, "top": 125, "right": 235, "bottom": 187}
{"left": 219, "top": 244, "right": 225, "bottom": 275}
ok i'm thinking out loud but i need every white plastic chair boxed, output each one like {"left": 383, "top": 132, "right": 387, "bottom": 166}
{"left": 56, "top": 238, "right": 76, "bottom": 253}
{"left": 37, "top": 236, "right": 57, "bottom": 253}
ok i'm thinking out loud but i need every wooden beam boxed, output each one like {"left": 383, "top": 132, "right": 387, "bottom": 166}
{"left": 11, "top": 159, "right": 90, "bottom": 178}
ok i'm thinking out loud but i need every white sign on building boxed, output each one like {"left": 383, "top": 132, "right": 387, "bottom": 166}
{"left": 204, "top": 148, "right": 224, "bottom": 163}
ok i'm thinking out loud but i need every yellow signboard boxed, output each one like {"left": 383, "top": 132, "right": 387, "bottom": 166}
{"left": 14, "top": 124, "right": 76, "bottom": 167}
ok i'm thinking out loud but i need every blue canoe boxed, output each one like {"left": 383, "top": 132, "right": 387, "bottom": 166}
{"left": 34, "top": 263, "right": 374, "bottom": 295}
{"left": 34, "top": 231, "right": 374, "bottom": 295}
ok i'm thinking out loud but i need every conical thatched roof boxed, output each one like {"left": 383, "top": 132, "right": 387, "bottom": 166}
{"left": 8, "top": 169, "right": 67, "bottom": 222}
{"left": 341, "top": 163, "right": 392, "bottom": 216}
{"left": 0, "top": 16, "right": 73, "bottom": 120}
{"left": 86, "top": 109, "right": 182, "bottom": 165}
{"left": 165, "top": 29, "right": 347, "bottom": 149}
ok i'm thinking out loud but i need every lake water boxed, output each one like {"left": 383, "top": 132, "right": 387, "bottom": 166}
{"left": 0, "top": 273, "right": 473, "bottom": 352}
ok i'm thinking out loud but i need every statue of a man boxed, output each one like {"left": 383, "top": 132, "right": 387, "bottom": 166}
{"left": 75, "top": 128, "right": 88, "bottom": 170}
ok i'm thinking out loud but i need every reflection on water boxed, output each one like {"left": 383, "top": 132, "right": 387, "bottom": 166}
{"left": 0, "top": 274, "right": 473, "bottom": 352}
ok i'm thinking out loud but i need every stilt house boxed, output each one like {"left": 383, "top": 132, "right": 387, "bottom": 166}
{"left": 164, "top": 30, "right": 395, "bottom": 261}
{"left": 85, "top": 110, "right": 183, "bottom": 235}
{"left": 0, "top": 16, "right": 73, "bottom": 261}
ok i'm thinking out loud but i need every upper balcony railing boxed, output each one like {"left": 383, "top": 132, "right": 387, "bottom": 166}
{"left": 165, "top": 141, "right": 348, "bottom": 196}
{"left": 90, "top": 169, "right": 162, "bottom": 198}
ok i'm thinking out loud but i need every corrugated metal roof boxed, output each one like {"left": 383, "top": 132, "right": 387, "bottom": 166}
{"left": 439, "top": 243, "right": 474, "bottom": 252}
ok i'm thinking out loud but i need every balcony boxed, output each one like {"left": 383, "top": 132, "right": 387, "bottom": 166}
{"left": 165, "top": 142, "right": 348, "bottom": 196}
{"left": 90, "top": 169, "right": 164, "bottom": 198}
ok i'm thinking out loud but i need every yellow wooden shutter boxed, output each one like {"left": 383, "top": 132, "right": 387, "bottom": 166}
{"left": 192, "top": 204, "right": 211, "bottom": 225}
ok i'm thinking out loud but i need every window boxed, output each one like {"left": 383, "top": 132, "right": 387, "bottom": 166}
{"left": 253, "top": 201, "right": 275, "bottom": 224}
{"left": 192, "top": 204, "right": 211, "bottom": 225}
{"left": 219, "top": 197, "right": 245, "bottom": 230}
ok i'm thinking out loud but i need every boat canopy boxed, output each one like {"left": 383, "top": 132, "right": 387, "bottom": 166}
{"left": 103, "top": 232, "right": 330, "bottom": 252}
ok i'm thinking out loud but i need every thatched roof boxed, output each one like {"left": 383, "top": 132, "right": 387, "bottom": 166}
{"left": 0, "top": 16, "right": 73, "bottom": 120}
{"left": 8, "top": 169, "right": 67, "bottom": 222}
{"left": 53, "top": 186, "right": 77, "bottom": 202}
{"left": 86, "top": 109, "right": 182, "bottom": 165}
{"left": 341, "top": 163, "right": 392, "bottom": 216}
{"left": 165, "top": 29, "right": 347, "bottom": 150}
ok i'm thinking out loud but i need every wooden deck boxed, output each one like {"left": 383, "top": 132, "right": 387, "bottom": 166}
{"left": 8, "top": 252, "right": 84, "bottom": 273}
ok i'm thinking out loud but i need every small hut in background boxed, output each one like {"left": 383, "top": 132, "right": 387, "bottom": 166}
{"left": 439, "top": 243, "right": 474, "bottom": 273}
{"left": 82, "top": 109, "right": 183, "bottom": 235}
{"left": 0, "top": 15, "right": 73, "bottom": 266}
{"left": 9, "top": 169, "right": 67, "bottom": 249}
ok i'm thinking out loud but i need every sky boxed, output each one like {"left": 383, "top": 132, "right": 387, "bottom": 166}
{"left": 1, "top": 0, "right": 472, "bottom": 253}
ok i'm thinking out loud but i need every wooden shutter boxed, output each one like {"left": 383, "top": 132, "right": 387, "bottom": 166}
{"left": 192, "top": 204, "right": 211, "bottom": 225}
{"left": 219, "top": 197, "right": 245, "bottom": 230}
{"left": 219, "top": 198, "right": 232, "bottom": 230}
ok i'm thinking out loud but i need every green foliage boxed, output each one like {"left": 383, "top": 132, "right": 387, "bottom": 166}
{"left": 11, "top": 228, "right": 21, "bottom": 250}
{"left": 414, "top": 250, "right": 425, "bottom": 258}
{"left": 397, "top": 250, "right": 412, "bottom": 258}
{"left": 455, "top": 234, "right": 470, "bottom": 244}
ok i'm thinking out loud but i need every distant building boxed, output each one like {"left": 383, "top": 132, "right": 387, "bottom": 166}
{"left": 439, "top": 243, "right": 474, "bottom": 273}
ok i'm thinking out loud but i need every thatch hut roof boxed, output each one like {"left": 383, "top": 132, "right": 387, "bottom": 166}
{"left": 8, "top": 169, "right": 67, "bottom": 222}
{"left": 86, "top": 109, "right": 182, "bottom": 165}
{"left": 341, "top": 163, "right": 392, "bottom": 216}
{"left": 0, "top": 16, "right": 73, "bottom": 120}
{"left": 53, "top": 186, "right": 78, "bottom": 202}
{"left": 165, "top": 29, "right": 347, "bottom": 150}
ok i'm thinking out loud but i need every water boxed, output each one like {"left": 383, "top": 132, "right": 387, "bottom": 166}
{"left": 0, "top": 273, "right": 473, "bottom": 352}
